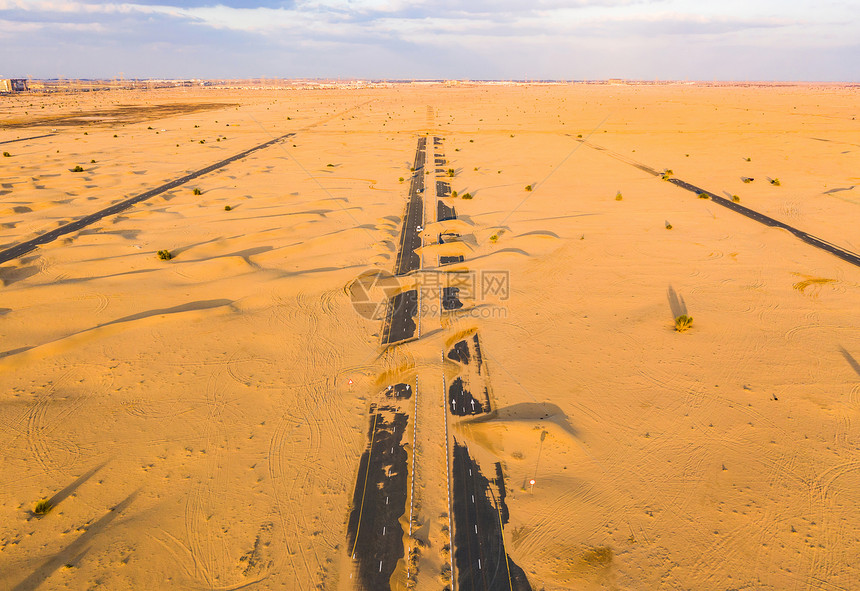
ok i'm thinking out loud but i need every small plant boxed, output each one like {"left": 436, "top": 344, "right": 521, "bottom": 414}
{"left": 665, "top": 221, "right": 673, "bottom": 229}
{"left": 327, "top": 163, "right": 334, "bottom": 167}
{"left": 770, "top": 178, "right": 781, "bottom": 186}
{"left": 525, "top": 185, "right": 533, "bottom": 192}
{"left": 732, "top": 195, "right": 741, "bottom": 203}
{"left": 469, "top": 139, "right": 474, "bottom": 143}
{"left": 742, "top": 177, "right": 754, "bottom": 183}
{"left": 410, "top": 167, "right": 415, "bottom": 172}
{"left": 490, "top": 234, "right": 499, "bottom": 242}
{"left": 90, "top": 159, "right": 96, "bottom": 163}
{"left": 224, "top": 205, "right": 232, "bottom": 211}
{"left": 33, "top": 499, "right": 53, "bottom": 515}
{"left": 398, "top": 177, "right": 404, "bottom": 182}
{"left": 473, "top": 167, "right": 478, "bottom": 171}
{"left": 698, "top": 192, "right": 709, "bottom": 199}
{"left": 674, "top": 314, "right": 693, "bottom": 332}
{"left": 113, "top": 134, "right": 118, "bottom": 138}
{"left": 71, "top": 165, "right": 84, "bottom": 172}
{"left": 2, "top": 152, "right": 10, "bottom": 157}
{"left": 577, "top": 134, "right": 583, "bottom": 138}
{"left": 194, "top": 125, "right": 199, "bottom": 128}
{"left": 157, "top": 250, "right": 173, "bottom": 261}
{"left": 192, "top": 188, "right": 202, "bottom": 195}
{"left": 744, "top": 157, "right": 751, "bottom": 162}
{"left": 199, "top": 140, "right": 205, "bottom": 144}
{"left": 461, "top": 193, "right": 473, "bottom": 199}
{"left": 83, "top": 132, "right": 88, "bottom": 135}
{"left": 615, "top": 192, "right": 622, "bottom": 201}
{"left": 147, "top": 126, "right": 153, "bottom": 130}
{"left": 447, "top": 168, "right": 454, "bottom": 177}
{"left": 451, "top": 190, "right": 458, "bottom": 197}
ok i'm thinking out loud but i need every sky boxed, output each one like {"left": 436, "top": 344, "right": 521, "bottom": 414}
{"left": 0, "top": 0, "right": 858, "bottom": 80}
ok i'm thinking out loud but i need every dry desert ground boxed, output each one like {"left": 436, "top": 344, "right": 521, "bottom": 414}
{"left": 1, "top": 83, "right": 859, "bottom": 590}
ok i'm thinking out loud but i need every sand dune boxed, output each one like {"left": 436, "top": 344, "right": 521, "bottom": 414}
{"left": 1, "top": 84, "right": 859, "bottom": 591}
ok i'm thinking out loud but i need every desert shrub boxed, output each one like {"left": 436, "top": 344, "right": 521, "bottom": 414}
{"left": 469, "top": 139, "right": 474, "bottom": 143}
{"left": 577, "top": 134, "right": 583, "bottom": 138}
{"left": 113, "top": 134, "right": 118, "bottom": 138}
{"left": 665, "top": 221, "right": 673, "bottom": 229}
{"left": 224, "top": 205, "right": 232, "bottom": 211}
{"left": 71, "top": 165, "right": 84, "bottom": 172}
{"left": 410, "top": 167, "right": 415, "bottom": 172}
{"left": 525, "top": 185, "right": 533, "bottom": 191}
{"left": 147, "top": 126, "right": 153, "bottom": 130}
{"left": 83, "top": 132, "right": 88, "bottom": 135}
{"left": 615, "top": 192, "right": 622, "bottom": 201}
{"left": 33, "top": 499, "right": 53, "bottom": 515}
{"left": 770, "top": 178, "right": 781, "bottom": 186}
{"left": 398, "top": 177, "right": 404, "bottom": 182}
{"left": 742, "top": 177, "right": 753, "bottom": 183}
{"left": 674, "top": 314, "right": 693, "bottom": 332}
{"left": 90, "top": 159, "right": 95, "bottom": 163}
{"left": 451, "top": 190, "right": 458, "bottom": 197}
{"left": 2, "top": 152, "right": 10, "bottom": 157}
{"left": 461, "top": 193, "right": 473, "bottom": 199}
{"left": 490, "top": 234, "right": 499, "bottom": 242}
{"left": 157, "top": 250, "right": 173, "bottom": 260}
{"left": 744, "top": 157, "right": 751, "bottom": 162}
{"left": 732, "top": 195, "right": 741, "bottom": 203}
{"left": 327, "top": 163, "right": 334, "bottom": 167}
{"left": 193, "top": 188, "right": 202, "bottom": 195}
{"left": 199, "top": 140, "right": 205, "bottom": 144}
{"left": 698, "top": 192, "right": 709, "bottom": 199}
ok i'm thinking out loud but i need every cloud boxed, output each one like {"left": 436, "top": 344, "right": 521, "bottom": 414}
{"left": 0, "top": 0, "right": 857, "bottom": 79}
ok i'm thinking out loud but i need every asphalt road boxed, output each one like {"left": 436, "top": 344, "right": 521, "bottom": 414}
{"left": 381, "top": 289, "right": 418, "bottom": 345}
{"left": 448, "top": 377, "right": 489, "bottom": 416}
{"left": 383, "top": 137, "right": 426, "bottom": 345}
{"left": 438, "top": 200, "right": 457, "bottom": 221}
{"left": 0, "top": 133, "right": 56, "bottom": 145}
{"left": 667, "top": 178, "right": 860, "bottom": 268}
{"left": 347, "top": 409, "right": 409, "bottom": 590}
{"left": 0, "top": 132, "right": 294, "bottom": 265}
{"left": 452, "top": 440, "right": 531, "bottom": 591}
{"left": 393, "top": 137, "right": 425, "bottom": 276}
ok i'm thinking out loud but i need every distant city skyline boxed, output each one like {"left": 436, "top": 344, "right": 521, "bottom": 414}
{"left": 1, "top": 0, "right": 858, "bottom": 81}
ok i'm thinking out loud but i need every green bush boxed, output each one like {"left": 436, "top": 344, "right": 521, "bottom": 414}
{"left": 732, "top": 195, "right": 741, "bottom": 203}
{"left": 90, "top": 159, "right": 96, "bottom": 163}
{"left": 615, "top": 192, "right": 622, "bottom": 201}
{"left": 665, "top": 221, "right": 673, "bottom": 229}
{"left": 451, "top": 190, "right": 458, "bottom": 197}
{"left": 698, "top": 192, "right": 709, "bottom": 199}
{"left": 33, "top": 499, "right": 53, "bottom": 515}
{"left": 742, "top": 177, "right": 753, "bottom": 183}
{"left": 490, "top": 234, "right": 499, "bottom": 242}
{"left": 224, "top": 205, "right": 232, "bottom": 211}
{"left": 674, "top": 314, "right": 693, "bottom": 332}
{"left": 327, "top": 163, "right": 334, "bottom": 167}
{"left": 770, "top": 178, "right": 781, "bottom": 186}
{"left": 744, "top": 157, "right": 751, "bottom": 162}
{"left": 447, "top": 168, "right": 455, "bottom": 177}
{"left": 71, "top": 165, "right": 84, "bottom": 172}
{"left": 461, "top": 193, "right": 473, "bottom": 200}
{"left": 525, "top": 185, "right": 533, "bottom": 191}
{"left": 2, "top": 152, "right": 10, "bottom": 157}
{"left": 157, "top": 250, "right": 173, "bottom": 260}
{"left": 193, "top": 188, "right": 202, "bottom": 195}
{"left": 398, "top": 177, "right": 405, "bottom": 183}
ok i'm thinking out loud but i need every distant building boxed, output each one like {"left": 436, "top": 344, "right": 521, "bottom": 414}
{"left": 1, "top": 78, "right": 29, "bottom": 92}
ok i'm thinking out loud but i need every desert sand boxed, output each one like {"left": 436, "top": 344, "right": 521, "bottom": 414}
{"left": 1, "top": 82, "right": 859, "bottom": 590}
